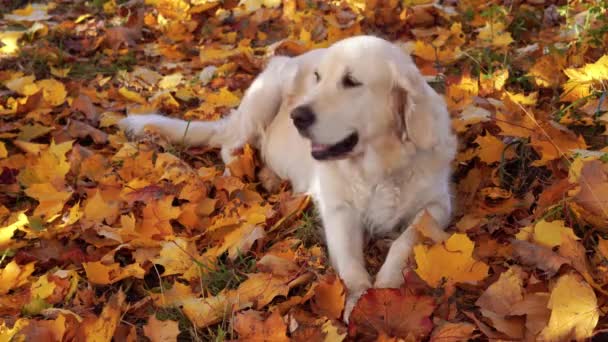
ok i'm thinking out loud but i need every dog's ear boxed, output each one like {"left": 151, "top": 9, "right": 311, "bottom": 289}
{"left": 389, "top": 56, "right": 448, "bottom": 150}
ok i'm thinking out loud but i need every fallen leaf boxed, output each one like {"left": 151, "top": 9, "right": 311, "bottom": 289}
{"left": 430, "top": 321, "right": 476, "bottom": 342}
{"left": 540, "top": 273, "right": 599, "bottom": 341}
{"left": 311, "top": 274, "right": 345, "bottom": 320}
{"left": 80, "top": 291, "right": 125, "bottom": 341}
{"left": 143, "top": 315, "right": 180, "bottom": 342}
{"left": 510, "top": 239, "right": 570, "bottom": 277}
{"left": 348, "top": 289, "right": 435, "bottom": 340}
{"left": 414, "top": 233, "right": 489, "bottom": 294}
{"left": 234, "top": 310, "right": 289, "bottom": 342}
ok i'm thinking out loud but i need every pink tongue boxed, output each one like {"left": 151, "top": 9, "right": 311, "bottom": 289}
{"left": 311, "top": 143, "right": 330, "bottom": 152}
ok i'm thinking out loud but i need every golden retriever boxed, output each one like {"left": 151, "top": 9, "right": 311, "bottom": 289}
{"left": 120, "top": 35, "right": 456, "bottom": 320}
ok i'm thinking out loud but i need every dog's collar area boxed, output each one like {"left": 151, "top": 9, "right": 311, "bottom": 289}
{"left": 311, "top": 132, "right": 359, "bottom": 160}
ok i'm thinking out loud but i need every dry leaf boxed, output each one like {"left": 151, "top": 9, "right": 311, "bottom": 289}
{"left": 348, "top": 289, "right": 435, "bottom": 340}
{"left": 311, "top": 274, "right": 345, "bottom": 320}
{"left": 414, "top": 233, "right": 489, "bottom": 294}
{"left": 540, "top": 273, "right": 599, "bottom": 341}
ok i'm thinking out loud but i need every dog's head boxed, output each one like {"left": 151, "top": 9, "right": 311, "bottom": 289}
{"left": 290, "top": 35, "right": 451, "bottom": 161}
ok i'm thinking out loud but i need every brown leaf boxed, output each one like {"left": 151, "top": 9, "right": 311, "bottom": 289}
{"left": 430, "top": 321, "right": 476, "bottom": 342}
{"left": 509, "top": 292, "right": 551, "bottom": 338}
{"left": 348, "top": 289, "right": 435, "bottom": 340}
{"left": 143, "top": 315, "right": 180, "bottom": 342}
{"left": 72, "top": 94, "right": 98, "bottom": 122}
{"left": 510, "top": 239, "right": 570, "bottom": 277}
{"left": 574, "top": 160, "right": 608, "bottom": 222}
{"left": 66, "top": 120, "right": 108, "bottom": 144}
{"left": 234, "top": 310, "right": 289, "bottom": 342}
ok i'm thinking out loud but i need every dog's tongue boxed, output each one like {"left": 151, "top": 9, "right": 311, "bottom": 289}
{"left": 311, "top": 143, "right": 330, "bottom": 152}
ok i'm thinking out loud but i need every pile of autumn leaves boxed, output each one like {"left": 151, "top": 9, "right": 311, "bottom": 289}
{"left": 1, "top": 0, "right": 608, "bottom": 341}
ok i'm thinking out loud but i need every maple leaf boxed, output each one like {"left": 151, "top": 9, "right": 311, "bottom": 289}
{"left": 0, "top": 261, "right": 35, "bottom": 295}
{"left": 143, "top": 315, "right": 180, "bottom": 342}
{"left": 430, "top": 322, "right": 476, "bottom": 342}
{"left": 475, "top": 267, "right": 525, "bottom": 339}
{"left": 476, "top": 21, "right": 513, "bottom": 48}
{"left": 79, "top": 291, "right": 125, "bottom": 341}
{"left": 234, "top": 310, "right": 289, "bottom": 342}
{"left": 82, "top": 261, "right": 145, "bottom": 285}
{"left": 562, "top": 55, "right": 608, "bottom": 102}
{"left": 311, "top": 274, "right": 346, "bottom": 320}
{"left": 539, "top": 273, "right": 599, "bottom": 341}
{"left": 25, "top": 182, "right": 72, "bottom": 221}
{"left": 348, "top": 289, "right": 435, "bottom": 340}
{"left": 414, "top": 233, "right": 489, "bottom": 295}
{"left": 140, "top": 196, "right": 181, "bottom": 238}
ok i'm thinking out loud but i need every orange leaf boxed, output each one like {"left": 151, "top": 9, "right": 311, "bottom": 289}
{"left": 311, "top": 274, "right": 345, "bottom": 320}
{"left": 348, "top": 289, "right": 435, "bottom": 340}
{"left": 234, "top": 310, "right": 289, "bottom": 342}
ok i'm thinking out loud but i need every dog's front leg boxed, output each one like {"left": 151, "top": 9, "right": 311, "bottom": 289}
{"left": 374, "top": 202, "right": 450, "bottom": 289}
{"left": 321, "top": 205, "right": 371, "bottom": 321}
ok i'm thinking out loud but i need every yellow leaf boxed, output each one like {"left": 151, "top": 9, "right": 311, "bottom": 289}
{"left": 50, "top": 66, "right": 71, "bottom": 78}
{"left": 414, "top": 233, "right": 488, "bottom": 295}
{"left": 0, "top": 318, "right": 30, "bottom": 341}
{"left": 25, "top": 182, "right": 71, "bottom": 221}
{"left": 477, "top": 21, "right": 513, "bottom": 47}
{"left": 540, "top": 273, "right": 599, "bottom": 341}
{"left": 119, "top": 87, "right": 147, "bottom": 104}
{"left": 0, "top": 261, "right": 35, "bottom": 295}
{"left": 446, "top": 74, "right": 478, "bottom": 112}
{"left": 0, "top": 141, "right": 6, "bottom": 158}
{"left": 82, "top": 291, "right": 125, "bottom": 342}
{"left": 473, "top": 135, "right": 506, "bottom": 164}
{"left": 0, "top": 31, "right": 24, "bottom": 55}
{"left": 37, "top": 79, "right": 67, "bottom": 107}
{"left": 83, "top": 261, "right": 145, "bottom": 285}
{"left": 84, "top": 189, "right": 120, "bottom": 225}
{"left": 17, "top": 139, "right": 73, "bottom": 186}
{"left": 533, "top": 220, "right": 579, "bottom": 248}
{"left": 322, "top": 319, "right": 346, "bottom": 342}
{"left": 479, "top": 69, "right": 508, "bottom": 95}
{"left": 5, "top": 75, "right": 39, "bottom": 95}
{"left": 140, "top": 196, "right": 181, "bottom": 238}
{"left": 562, "top": 55, "right": 608, "bottom": 102}
{"left": 0, "top": 212, "right": 28, "bottom": 248}
{"left": 30, "top": 274, "right": 57, "bottom": 300}
{"left": 181, "top": 294, "right": 231, "bottom": 329}
{"left": 153, "top": 238, "right": 196, "bottom": 276}
{"left": 158, "top": 73, "right": 183, "bottom": 90}
{"left": 230, "top": 273, "right": 290, "bottom": 310}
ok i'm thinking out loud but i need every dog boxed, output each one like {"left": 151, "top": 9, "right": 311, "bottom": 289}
{"left": 120, "top": 35, "right": 456, "bottom": 320}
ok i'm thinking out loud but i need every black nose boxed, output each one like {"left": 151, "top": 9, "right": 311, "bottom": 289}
{"left": 290, "top": 106, "right": 315, "bottom": 131}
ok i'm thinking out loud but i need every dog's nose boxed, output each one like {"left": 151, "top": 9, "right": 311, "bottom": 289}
{"left": 290, "top": 106, "right": 316, "bottom": 131}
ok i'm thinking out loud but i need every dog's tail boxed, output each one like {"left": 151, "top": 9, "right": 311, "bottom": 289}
{"left": 119, "top": 56, "right": 291, "bottom": 161}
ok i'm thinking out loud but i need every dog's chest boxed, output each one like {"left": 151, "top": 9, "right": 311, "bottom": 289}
{"left": 350, "top": 177, "right": 413, "bottom": 235}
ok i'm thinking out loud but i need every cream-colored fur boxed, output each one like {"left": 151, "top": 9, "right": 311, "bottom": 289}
{"left": 120, "top": 35, "right": 456, "bottom": 320}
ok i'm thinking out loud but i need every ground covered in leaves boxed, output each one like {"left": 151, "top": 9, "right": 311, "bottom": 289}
{"left": 1, "top": 0, "right": 608, "bottom": 341}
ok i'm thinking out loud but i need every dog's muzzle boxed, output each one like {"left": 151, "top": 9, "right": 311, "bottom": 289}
{"left": 310, "top": 132, "right": 359, "bottom": 160}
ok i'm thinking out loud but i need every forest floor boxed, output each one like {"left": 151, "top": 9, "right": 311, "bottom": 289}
{"left": 1, "top": 0, "right": 608, "bottom": 341}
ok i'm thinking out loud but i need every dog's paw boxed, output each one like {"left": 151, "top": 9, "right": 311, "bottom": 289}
{"left": 118, "top": 114, "right": 163, "bottom": 138}
{"left": 343, "top": 289, "right": 366, "bottom": 323}
{"left": 374, "top": 268, "right": 404, "bottom": 289}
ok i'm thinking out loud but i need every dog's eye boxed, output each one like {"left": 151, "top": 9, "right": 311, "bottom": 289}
{"left": 342, "top": 74, "right": 362, "bottom": 88}
{"left": 314, "top": 71, "right": 321, "bottom": 82}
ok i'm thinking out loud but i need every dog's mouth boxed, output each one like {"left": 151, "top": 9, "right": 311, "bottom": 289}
{"left": 310, "top": 132, "right": 359, "bottom": 160}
